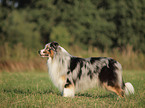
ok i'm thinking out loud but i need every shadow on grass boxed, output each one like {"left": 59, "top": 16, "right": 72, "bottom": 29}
{"left": 76, "top": 92, "right": 116, "bottom": 99}
{"left": 3, "top": 88, "right": 116, "bottom": 98}
{"left": 2, "top": 88, "right": 60, "bottom": 95}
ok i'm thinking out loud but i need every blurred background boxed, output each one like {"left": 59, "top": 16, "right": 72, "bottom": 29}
{"left": 0, "top": 0, "right": 144, "bottom": 72}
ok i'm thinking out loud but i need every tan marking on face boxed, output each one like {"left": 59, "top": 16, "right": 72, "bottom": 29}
{"left": 43, "top": 48, "right": 54, "bottom": 58}
{"left": 50, "top": 50, "right": 54, "bottom": 59}
{"left": 44, "top": 50, "right": 50, "bottom": 56}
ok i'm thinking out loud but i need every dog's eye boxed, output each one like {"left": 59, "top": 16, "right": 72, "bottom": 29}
{"left": 48, "top": 49, "right": 51, "bottom": 52}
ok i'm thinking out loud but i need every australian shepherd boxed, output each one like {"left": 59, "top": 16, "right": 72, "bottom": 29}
{"left": 38, "top": 41, "right": 134, "bottom": 97}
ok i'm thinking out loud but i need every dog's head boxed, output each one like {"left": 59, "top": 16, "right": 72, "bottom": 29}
{"left": 38, "top": 41, "right": 59, "bottom": 58}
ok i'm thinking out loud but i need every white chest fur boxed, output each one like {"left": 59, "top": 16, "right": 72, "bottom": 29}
{"left": 47, "top": 56, "right": 70, "bottom": 92}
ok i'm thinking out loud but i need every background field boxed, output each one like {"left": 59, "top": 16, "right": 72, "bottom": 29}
{"left": 0, "top": 70, "right": 145, "bottom": 108}
{"left": 0, "top": 0, "right": 145, "bottom": 107}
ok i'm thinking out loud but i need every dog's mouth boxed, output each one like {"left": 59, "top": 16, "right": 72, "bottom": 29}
{"left": 40, "top": 54, "right": 49, "bottom": 58}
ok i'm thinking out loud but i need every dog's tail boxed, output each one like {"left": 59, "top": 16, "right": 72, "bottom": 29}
{"left": 124, "top": 82, "right": 134, "bottom": 95}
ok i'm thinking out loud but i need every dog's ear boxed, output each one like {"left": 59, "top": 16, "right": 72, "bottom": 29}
{"left": 50, "top": 41, "right": 59, "bottom": 51}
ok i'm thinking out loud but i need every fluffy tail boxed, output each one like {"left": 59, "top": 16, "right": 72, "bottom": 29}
{"left": 124, "top": 82, "right": 134, "bottom": 95}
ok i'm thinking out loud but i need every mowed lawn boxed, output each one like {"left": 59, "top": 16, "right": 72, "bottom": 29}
{"left": 0, "top": 70, "right": 144, "bottom": 108}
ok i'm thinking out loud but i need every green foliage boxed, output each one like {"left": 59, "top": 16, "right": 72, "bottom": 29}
{"left": 1, "top": 10, "right": 41, "bottom": 49}
{"left": 0, "top": 0, "right": 145, "bottom": 53}
{"left": 50, "top": 25, "right": 72, "bottom": 47}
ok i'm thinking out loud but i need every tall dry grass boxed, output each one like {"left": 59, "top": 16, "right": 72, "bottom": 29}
{"left": 0, "top": 43, "right": 144, "bottom": 72}
{"left": 0, "top": 43, "right": 47, "bottom": 72}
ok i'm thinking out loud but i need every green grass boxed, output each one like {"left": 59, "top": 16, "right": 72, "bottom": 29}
{"left": 0, "top": 70, "right": 145, "bottom": 108}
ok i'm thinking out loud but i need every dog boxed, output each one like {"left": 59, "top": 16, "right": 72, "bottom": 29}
{"left": 38, "top": 41, "right": 134, "bottom": 97}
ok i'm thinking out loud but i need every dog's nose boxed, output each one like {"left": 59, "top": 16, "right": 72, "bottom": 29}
{"left": 38, "top": 50, "right": 40, "bottom": 54}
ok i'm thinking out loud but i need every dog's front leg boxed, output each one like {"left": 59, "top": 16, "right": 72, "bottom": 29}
{"left": 62, "top": 78, "right": 75, "bottom": 97}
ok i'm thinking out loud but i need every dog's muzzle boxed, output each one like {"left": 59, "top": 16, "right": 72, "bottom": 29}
{"left": 38, "top": 50, "right": 49, "bottom": 57}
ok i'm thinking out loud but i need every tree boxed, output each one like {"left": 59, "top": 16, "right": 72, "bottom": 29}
{"left": 0, "top": 0, "right": 145, "bottom": 53}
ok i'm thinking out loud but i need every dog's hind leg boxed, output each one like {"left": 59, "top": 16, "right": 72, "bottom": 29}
{"left": 103, "top": 83, "right": 124, "bottom": 97}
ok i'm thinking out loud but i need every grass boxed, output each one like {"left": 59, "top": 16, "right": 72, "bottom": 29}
{"left": 0, "top": 70, "right": 145, "bottom": 108}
